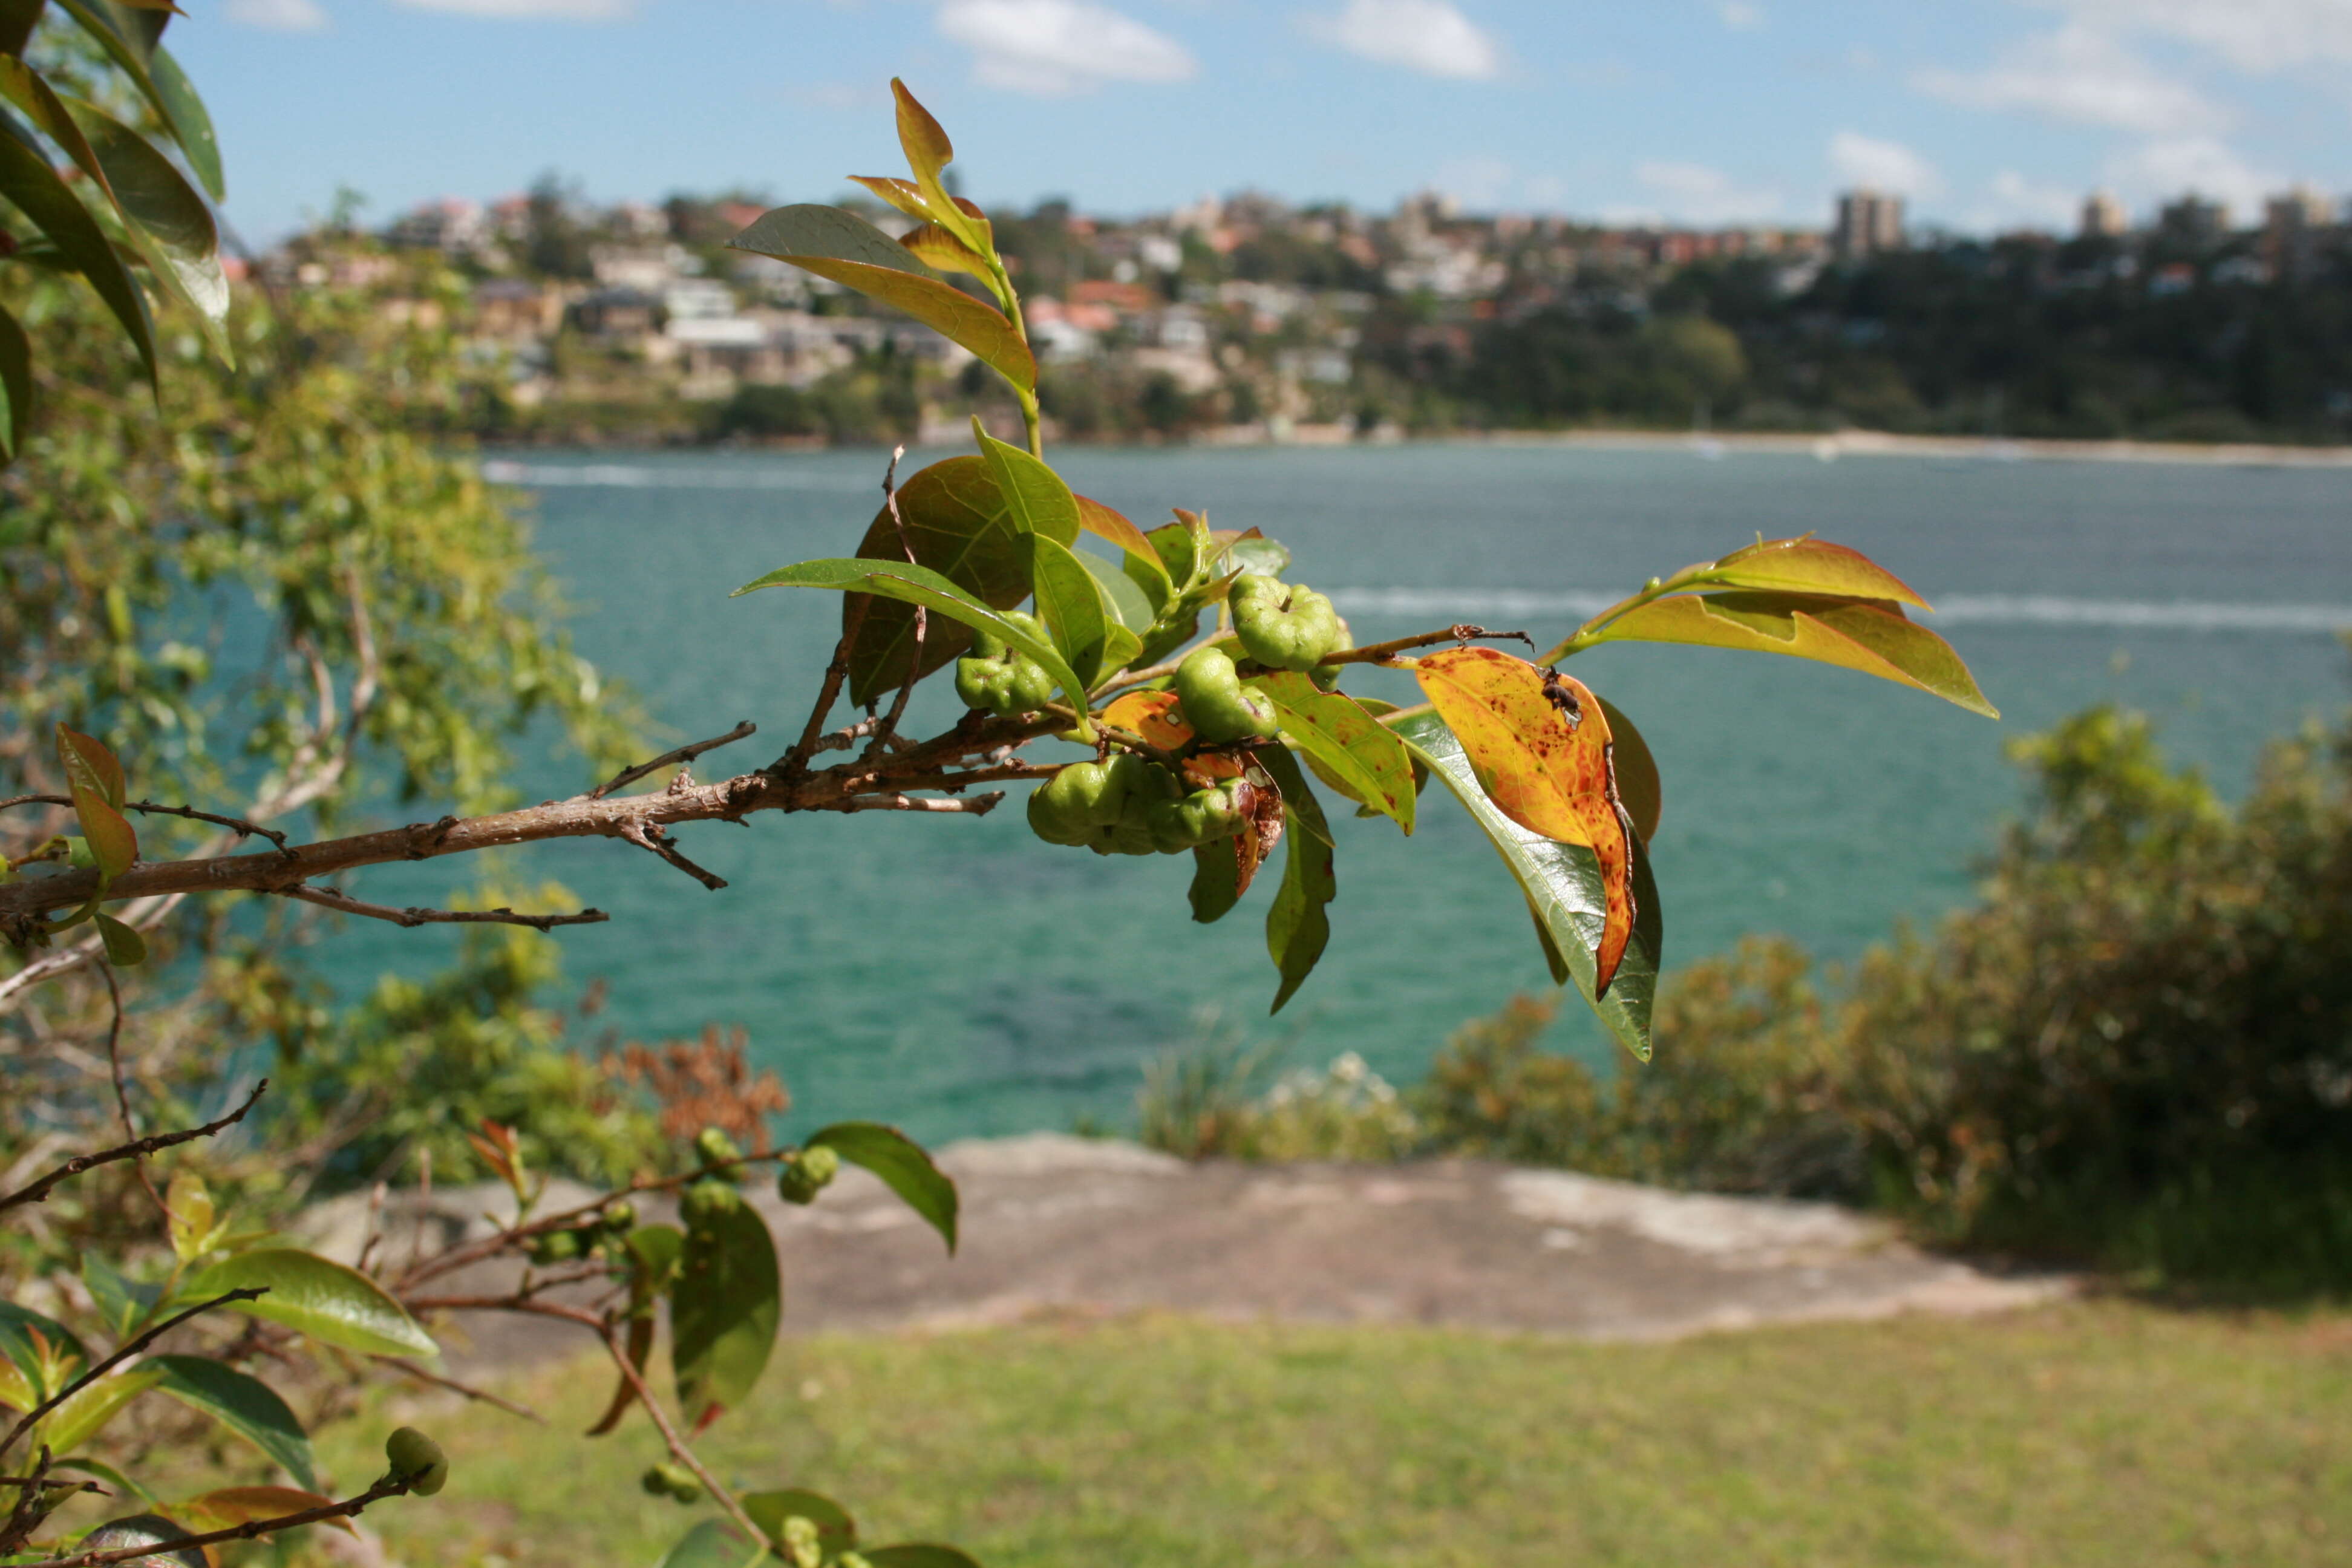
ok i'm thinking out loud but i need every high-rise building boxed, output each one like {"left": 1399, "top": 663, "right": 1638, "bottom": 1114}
{"left": 2158, "top": 194, "right": 2231, "bottom": 246}
{"left": 2263, "top": 185, "right": 2336, "bottom": 281}
{"left": 2079, "top": 191, "right": 2128, "bottom": 240}
{"left": 1832, "top": 189, "right": 1904, "bottom": 260}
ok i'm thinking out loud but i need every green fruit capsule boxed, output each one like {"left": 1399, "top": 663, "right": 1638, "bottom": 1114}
{"left": 954, "top": 611, "right": 1057, "bottom": 717}
{"left": 1230, "top": 574, "right": 1345, "bottom": 671}
{"left": 780, "top": 1515, "right": 824, "bottom": 1568}
{"left": 1173, "top": 647, "right": 1279, "bottom": 745}
{"left": 777, "top": 1144, "right": 840, "bottom": 1205}
{"left": 642, "top": 1462, "right": 701, "bottom": 1503}
{"left": 602, "top": 1200, "right": 637, "bottom": 1232}
{"left": 679, "top": 1177, "right": 743, "bottom": 1225}
{"left": 1026, "top": 753, "right": 1181, "bottom": 856}
{"left": 694, "top": 1126, "right": 743, "bottom": 1170}
{"left": 385, "top": 1426, "right": 449, "bottom": 1495}
{"left": 1149, "top": 779, "right": 1252, "bottom": 853}
{"left": 527, "top": 1229, "right": 581, "bottom": 1264}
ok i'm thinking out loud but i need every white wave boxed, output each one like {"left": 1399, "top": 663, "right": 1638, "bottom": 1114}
{"left": 1324, "top": 587, "right": 2351, "bottom": 635}
{"left": 479, "top": 459, "right": 874, "bottom": 493}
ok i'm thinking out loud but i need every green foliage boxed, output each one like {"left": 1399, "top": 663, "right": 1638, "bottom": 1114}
{"left": 267, "top": 915, "right": 667, "bottom": 1195}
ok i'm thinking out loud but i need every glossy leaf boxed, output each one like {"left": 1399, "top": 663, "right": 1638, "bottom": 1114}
{"left": 1145, "top": 520, "right": 1199, "bottom": 587}
{"left": 1592, "top": 592, "right": 1998, "bottom": 717}
{"left": 1593, "top": 694, "right": 1662, "bottom": 845}
{"left": 1079, "top": 546, "right": 1156, "bottom": 632}
{"left": 1188, "top": 840, "right": 1243, "bottom": 924}
{"left": 670, "top": 1198, "right": 780, "bottom": 1428}
{"left": 178, "top": 1486, "right": 354, "bottom": 1537}
{"left": 0, "top": 301, "right": 27, "bottom": 460}
{"left": 1077, "top": 493, "right": 1172, "bottom": 609}
{"left": 891, "top": 77, "right": 991, "bottom": 260}
{"left": 730, "top": 204, "right": 1031, "bottom": 391}
{"left": 742, "top": 1488, "right": 856, "bottom": 1555}
{"left": 149, "top": 1356, "right": 316, "bottom": 1489}
{"left": 1391, "top": 706, "right": 1661, "bottom": 1059}
{"left": 36, "top": 1364, "right": 162, "bottom": 1456}
{"left": 53, "top": 1456, "right": 154, "bottom": 1507}
{"left": 82, "top": 1255, "right": 162, "bottom": 1339}
{"left": 1221, "top": 532, "right": 1289, "bottom": 579}
{"left": 806, "top": 1122, "right": 958, "bottom": 1254}
{"left": 1413, "top": 648, "right": 1637, "bottom": 991}
{"left": 187, "top": 1249, "right": 439, "bottom": 1358}
{"left": 1255, "top": 748, "right": 1334, "bottom": 1014}
{"left": 144, "top": 45, "right": 220, "bottom": 199}
{"left": 847, "top": 174, "right": 933, "bottom": 224}
{"left": 62, "top": 94, "right": 229, "bottom": 356}
{"left": 1703, "top": 535, "right": 1929, "bottom": 607}
{"left": 165, "top": 1169, "right": 218, "bottom": 1262}
{"left": 837, "top": 456, "right": 1065, "bottom": 707}
{"left": 656, "top": 1520, "right": 768, "bottom": 1568}
{"left": 1020, "top": 533, "right": 1117, "bottom": 690}
{"left": 736, "top": 557, "right": 1093, "bottom": 731}
{"left": 1253, "top": 671, "right": 1416, "bottom": 835}
{"left": 0, "top": 1301, "right": 85, "bottom": 1406}
{"left": 866, "top": 1549, "right": 984, "bottom": 1568}
{"left": 899, "top": 221, "right": 987, "bottom": 276}
{"left": 975, "top": 423, "right": 1080, "bottom": 540}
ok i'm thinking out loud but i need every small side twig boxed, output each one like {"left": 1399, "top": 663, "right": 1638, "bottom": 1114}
{"left": 0, "top": 1082, "right": 268, "bottom": 1216}
{"left": 774, "top": 604, "right": 872, "bottom": 779}
{"left": 617, "top": 825, "right": 727, "bottom": 892}
{"left": 1312, "top": 625, "right": 1536, "bottom": 667}
{"left": 382, "top": 1357, "right": 546, "bottom": 1425}
{"left": 0, "top": 1290, "right": 267, "bottom": 1466}
{"left": 589, "top": 721, "right": 758, "bottom": 800}
{"left": 834, "top": 792, "right": 1005, "bottom": 816}
{"left": 863, "top": 446, "right": 924, "bottom": 763}
{"left": 0, "top": 796, "right": 290, "bottom": 852}
{"left": 96, "top": 962, "right": 169, "bottom": 1220}
{"left": 13, "top": 1474, "right": 413, "bottom": 1568}
{"left": 274, "top": 885, "right": 609, "bottom": 931}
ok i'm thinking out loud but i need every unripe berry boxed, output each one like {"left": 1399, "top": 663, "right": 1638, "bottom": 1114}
{"left": 384, "top": 1426, "right": 449, "bottom": 1495}
{"left": 694, "top": 1126, "right": 742, "bottom": 1170}
{"left": 776, "top": 1145, "right": 840, "bottom": 1206}
{"left": 680, "top": 1177, "right": 742, "bottom": 1225}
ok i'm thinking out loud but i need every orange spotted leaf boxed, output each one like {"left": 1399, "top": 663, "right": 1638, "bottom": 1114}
{"left": 178, "top": 1487, "right": 356, "bottom": 1537}
{"left": 1413, "top": 647, "right": 1638, "bottom": 993}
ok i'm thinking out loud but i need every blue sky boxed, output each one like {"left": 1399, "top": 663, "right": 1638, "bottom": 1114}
{"left": 175, "top": 0, "right": 2352, "bottom": 244}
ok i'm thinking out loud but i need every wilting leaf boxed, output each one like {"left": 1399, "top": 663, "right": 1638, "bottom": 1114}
{"left": 1592, "top": 592, "right": 1997, "bottom": 717}
{"left": 187, "top": 1249, "right": 438, "bottom": 1359}
{"left": 1102, "top": 690, "right": 1194, "bottom": 751}
{"left": 736, "top": 557, "right": 1092, "bottom": 728}
{"left": 1253, "top": 671, "right": 1415, "bottom": 835}
{"left": 670, "top": 1200, "right": 780, "bottom": 1428}
{"left": 149, "top": 1356, "right": 316, "bottom": 1489}
{"left": 1413, "top": 648, "right": 1637, "bottom": 992}
{"left": 1391, "top": 706, "right": 1662, "bottom": 1059}
{"left": 805, "top": 1123, "right": 958, "bottom": 1254}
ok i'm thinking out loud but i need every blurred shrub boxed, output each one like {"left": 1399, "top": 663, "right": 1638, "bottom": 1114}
{"left": 1135, "top": 1019, "right": 1417, "bottom": 1162}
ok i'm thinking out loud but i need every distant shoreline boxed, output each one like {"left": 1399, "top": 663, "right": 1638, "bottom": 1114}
{"left": 1465, "top": 428, "right": 2352, "bottom": 469}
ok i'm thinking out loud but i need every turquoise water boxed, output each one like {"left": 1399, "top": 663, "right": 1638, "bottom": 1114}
{"left": 343, "top": 444, "right": 2352, "bottom": 1140}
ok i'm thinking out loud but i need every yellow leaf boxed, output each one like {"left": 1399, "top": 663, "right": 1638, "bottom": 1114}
{"left": 1596, "top": 592, "right": 1998, "bottom": 717}
{"left": 1413, "top": 647, "right": 1638, "bottom": 993}
{"left": 1705, "top": 536, "right": 1932, "bottom": 607}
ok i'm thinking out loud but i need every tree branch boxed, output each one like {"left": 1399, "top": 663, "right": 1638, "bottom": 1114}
{"left": 13, "top": 1474, "right": 414, "bottom": 1568}
{"left": 0, "top": 1289, "right": 267, "bottom": 1467}
{"left": 0, "top": 1081, "right": 268, "bottom": 1215}
{"left": 381, "top": 1357, "right": 546, "bottom": 1425}
{"left": 1312, "top": 625, "right": 1535, "bottom": 667}
{"left": 589, "top": 721, "right": 757, "bottom": 800}
{"left": 273, "top": 884, "right": 609, "bottom": 932}
{"left": 0, "top": 798, "right": 289, "bottom": 852}
{"left": 618, "top": 824, "right": 727, "bottom": 892}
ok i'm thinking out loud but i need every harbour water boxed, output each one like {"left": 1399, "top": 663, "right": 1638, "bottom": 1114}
{"left": 342, "top": 443, "right": 2352, "bottom": 1140}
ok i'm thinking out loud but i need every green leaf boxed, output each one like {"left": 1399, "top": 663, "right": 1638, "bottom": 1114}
{"left": 974, "top": 422, "right": 1080, "bottom": 540}
{"left": 82, "top": 1255, "right": 161, "bottom": 1339}
{"left": 654, "top": 1520, "right": 767, "bottom": 1568}
{"left": 838, "top": 456, "right": 1065, "bottom": 708}
{"left": 0, "top": 301, "right": 27, "bottom": 462}
{"left": 670, "top": 1198, "right": 780, "bottom": 1427}
{"left": 51, "top": 1455, "right": 154, "bottom": 1508}
{"left": 1593, "top": 694, "right": 1661, "bottom": 845}
{"left": 1703, "top": 536, "right": 1930, "bottom": 607}
{"left": 1253, "top": 671, "right": 1416, "bottom": 835}
{"left": 1188, "top": 840, "right": 1243, "bottom": 925}
{"left": 0, "top": 120, "right": 155, "bottom": 387}
{"left": 1589, "top": 592, "right": 1997, "bottom": 718}
{"left": 865, "top": 1549, "right": 984, "bottom": 1568}
{"left": 1078, "top": 546, "right": 1156, "bottom": 632}
{"left": 1077, "top": 493, "right": 1172, "bottom": 607}
{"left": 1392, "top": 706, "right": 1662, "bottom": 1059}
{"left": 94, "top": 912, "right": 145, "bottom": 965}
{"left": 738, "top": 557, "right": 1093, "bottom": 733}
{"left": 728, "top": 204, "right": 1032, "bottom": 391}
{"left": 805, "top": 1122, "right": 958, "bottom": 1254}
{"left": 0, "top": 0, "right": 45, "bottom": 57}
{"left": 1223, "top": 534, "right": 1289, "bottom": 579}
{"left": 0, "top": 1301, "right": 85, "bottom": 1405}
{"left": 1021, "top": 533, "right": 1116, "bottom": 690}
{"left": 588, "top": 1224, "right": 682, "bottom": 1437}
{"left": 890, "top": 77, "right": 991, "bottom": 261}
{"left": 1255, "top": 748, "right": 1335, "bottom": 1014}
{"left": 36, "top": 1364, "right": 162, "bottom": 1457}
{"left": 57, "top": 725, "right": 135, "bottom": 883}
{"left": 148, "top": 1356, "right": 316, "bottom": 1490}
{"left": 61, "top": 94, "right": 229, "bottom": 358}
{"left": 742, "top": 1489, "right": 856, "bottom": 1555}
{"left": 186, "top": 1249, "right": 439, "bottom": 1358}
{"left": 147, "top": 45, "right": 222, "bottom": 201}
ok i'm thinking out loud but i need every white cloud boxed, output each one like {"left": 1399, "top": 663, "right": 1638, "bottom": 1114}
{"left": 1828, "top": 131, "right": 1942, "bottom": 197}
{"left": 227, "top": 0, "right": 327, "bottom": 28}
{"left": 1718, "top": 1, "right": 1763, "bottom": 30}
{"left": 2041, "top": 0, "right": 2352, "bottom": 73}
{"left": 2106, "top": 134, "right": 2280, "bottom": 215}
{"left": 1916, "top": 23, "right": 2225, "bottom": 134}
{"left": 1629, "top": 160, "right": 1782, "bottom": 223}
{"left": 1305, "top": 0, "right": 1503, "bottom": 80}
{"left": 396, "top": 0, "right": 627, "bottom": 17}
{"left": 1984, "top": 169, "right": 2079, "bottom": 228}
{"left": 938, "top": 0, "right": 1196, "bottom": 95}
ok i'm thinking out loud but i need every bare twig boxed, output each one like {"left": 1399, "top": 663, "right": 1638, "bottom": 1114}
{"left": 382, "top": 1357, "right": 546, "bottom": 1425}
{"left": 835, "top": 792, "right": 1005, "bottom": 815}
{"left": 0, "top": 1290, "right": 267, "bottom": 1466}
{"left": 775, "top": 598, "right": 874, "bottom": 779}
{"left": 596, "top": 1316, "right": 768, "bottom": 1547}
{"left": 0, "top": 1082, "right": 268, "bottom": 1215}
{"left": 96, "top": 962, "right": 169, "bottom": 1220}
{"left": 618, "top": 824, "right": 727, "bottom": 892}
{"left": 1312, "top": 625, "right": 1535, "bottom": 667}
{"left": 273, "top": 885, "right": 609, "bottom": 932}
{"left": 0, "top": 797, "right": 289, "bottom": 852}
{"left": 863, "top": 446, "right": 924, "bottom": 763}
{"left": 590, "top": 720, "right": 758, "bottom": 800}
{"left": 13, "top": 1474, "right": 414, "bottom": 1568}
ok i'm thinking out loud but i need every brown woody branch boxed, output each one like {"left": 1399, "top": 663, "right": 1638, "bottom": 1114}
{"left": 0, "top": 797, "right": 290, "bottom": 852}
{"left": 13, "top": 1474, "right": 414, "bottom": 1568}
{"left": 618, "top": 824, "right": 727, "bottom": 892}
{"left": 0, "top": 1081, "right": 268, "bottom": 1215}
{"left": 274, "top": 884, "right": 609, "bottom": 932}
{"left": 382, "top": 1357, "right": 546, "bottom": 1425}
{"left": 590, "top": 720, "right": 758, "bottom": 800}
{"left": 1312, "top": 625, "right": 1535, "bottom": 667}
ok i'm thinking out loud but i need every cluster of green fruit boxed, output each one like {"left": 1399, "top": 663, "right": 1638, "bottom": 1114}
{"left": 990, "top": 573, "right": 1350, "bottom": 858}
{"left": 673, "top": 1126, "right": 841, "bottom": 1224}
{"left": 522, "top": 1200, "right": 637, "bottom": 1266}
{"left": 641, "top": 1460, "right": 704, "bottom": 1504}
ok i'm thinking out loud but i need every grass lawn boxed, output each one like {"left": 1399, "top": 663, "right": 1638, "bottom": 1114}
{"left": 315, "top": 1301, "right": 2351, "bottom": 1567}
